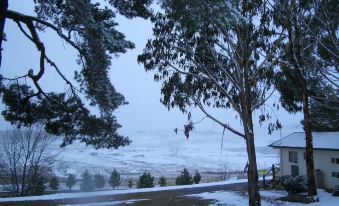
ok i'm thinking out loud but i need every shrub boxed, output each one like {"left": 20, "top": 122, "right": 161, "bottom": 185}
{"left": 176, "top": 168, "right": 193, "bottom": 185}
{"left": 66, "top": 174, "right": 76, "bottom": 190}
{"left": 159, "top": 176, "right": 167, "bottom": 187}
{"left": 128, "top": 180, "right": 133, "bottom": 188}
{"left": 109, "top": 169, "right": 121, "bottom": 189}
{"left": 49, "top": 176, "right": 59, "bottom": 190}
{"left": 193, "top": 170, "right": 201, "bottom": 184}
{"left": 80, "top": 170, "right": 94, "bottom": 191}
{"left": 333, "top": 185, "right": 339, "bottom": 196}
{"left": 94, "top": 174, "right": 105, "bottom": 189}
{"left": 138, "top": 172, "right": 154, "bottom": 188}
{"left": 29, "top": 173, "right": 46, "bottom": 195}
{"left": 281, "top": 175, "right": 307, "bottom": 194}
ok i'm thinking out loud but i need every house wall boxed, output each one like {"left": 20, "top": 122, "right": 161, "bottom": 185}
{"left": 280, "top": 148, "right": 339, "bottom": 189}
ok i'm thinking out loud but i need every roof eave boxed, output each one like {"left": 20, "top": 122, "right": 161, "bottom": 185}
{"left": 269, "top": 145, "right": 339, "bottom": 151}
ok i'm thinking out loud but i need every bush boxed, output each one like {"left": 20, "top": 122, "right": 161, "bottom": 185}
{"left": 159, "top": 176, "right": 167, "bottom": 187}
{"left": 333, "top": 185, "right": 339, "bottom": 196}
{"left": 193, "top": 170, "right": 201, "bottom": 184}
{"left": 176, "top": 168, "right": 193, "bottom": 185}
{"left": 281, "top": 175, "right": 307, "bottom": 194}
{"left": 109, "top": 169, "right": 121, "bottom": 189}
{"left": 80, "top": 170, "right": 94, "bottom": 191}
{"left": 138, "top": 172, "right": 154, "bottom": 188}
{"left": 128, "top": 180, "right": 133, "bottom": 188}
{"left": 49, "top": 176, "right": 59, "bottom": 190}
{"left": 66, "top": 174, "right": 76, "bottom": 190}
{"left": 94, "top": 174, "right": 105, "bottom": 189}
{"left": 29, "top": 173, "right": 46, "bottom": 195}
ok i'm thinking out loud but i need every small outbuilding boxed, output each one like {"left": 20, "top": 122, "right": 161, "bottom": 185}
{"left": 269, "top": 132, "right": 339, "bottom": 190}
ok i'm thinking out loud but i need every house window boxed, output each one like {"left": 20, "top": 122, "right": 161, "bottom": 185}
{"left": 332, "top": 172, "right": 339, "bottom": 178}
{"left": 289, "top": 151, "right": 298, "bottom": 163}
{"left": 331, "top": 158, "right": 339, "bottom": 164}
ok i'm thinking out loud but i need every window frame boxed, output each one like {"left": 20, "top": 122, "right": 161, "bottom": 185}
{"left": 289, "top": 151, "right": 298, "bottom": 163}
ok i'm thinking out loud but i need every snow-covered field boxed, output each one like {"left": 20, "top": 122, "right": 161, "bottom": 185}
{"left": 52, "top": 130, "right": 281, "bottom": 179}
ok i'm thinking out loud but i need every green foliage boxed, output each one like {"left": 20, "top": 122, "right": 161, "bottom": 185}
{"left": 66, "top": 174, "right": 76, "bottom": 190}
{"left": 0, "top": 0, "right": 152, "bottom": 149}
{"left": 137, "top": 0, "right": 279, "bottom": 137}
{"left": 281, "top": 175, "right": 307, "bottom": 194}
{"left": 272, "top": 0, "right": 338, "bottom": 129}
{"left": 310, "top": 87, "right": 339, "bottom": 131}
{"left": 128, "top": 180, "right": 133, "bottom": 188}
{"left": 49, "top": 176, "right": 59, "bottom": 190}
{"left": 109, "top": 169, "right": 121, "bottom": 189}
{"left": 176, "top": 168, "right": 193, "bottom": 185}
{"left": 137, "top": 172, "right": 154, "bottom": 188}
{"left": 193, "top": 170, "right": 201, "bottom": 184}
{"left": 29, "top": 173, "right": 46, "bottom": 196}
{"left": 158, "top": 176, "right": 166, "bottom": 187}
{"left": 94, "top": 174, "right": 105, "bottom": 189}
{"left": 333, "top": 185, "right": 339, "bottom": 196}
{"left": 80, "top": 170, "right": 94, "bottom": 191}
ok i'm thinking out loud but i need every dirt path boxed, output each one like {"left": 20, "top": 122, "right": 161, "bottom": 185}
{"left": 0, "top": 182, "right": 248, "bottom": 206}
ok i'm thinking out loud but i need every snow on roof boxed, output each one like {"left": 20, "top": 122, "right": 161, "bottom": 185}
{"left": 269, "top": 132, "right": 339, "bottom": 151}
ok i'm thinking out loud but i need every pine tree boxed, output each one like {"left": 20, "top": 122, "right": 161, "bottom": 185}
{"left": 128, "top": 180, "right": 133, "bottom": 188}
{"left": 94, "top": 174, "right": 105, "bottom": 189}
{"left": 80, "top": 170, "right": 94, "bottom": 192}
{"left": 66, "top": 174, "right": 76, "bottom": 190}
{"left": 0, "top": 0, "right": 152, "bottom": 150}
{"left": 175, "top": 168, "right": 193, "bottom": 185}
{"left": 49, "top": 176, "right": 59, "bottom": 190}
{"left": 109, "top": 169, "right": 121, "bottom": 189}
{"left": 137, "top": 172, "right": 154, "bottom": 188}
{"left": 158, "top": 176, "right": 167, "bottom": 187}
{"left": 193, "top": 170, "right": 201, "bottom": 184}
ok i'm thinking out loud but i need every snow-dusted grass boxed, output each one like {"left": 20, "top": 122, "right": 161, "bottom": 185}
{"left": 188, "top": 189, "right": 339, "bottom": 206}
{"left": 0, "top": 178, "right": 248, "bottom": 202}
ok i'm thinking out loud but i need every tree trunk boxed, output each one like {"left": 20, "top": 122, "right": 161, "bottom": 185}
{"left": 0, "top": 0, "right": 8, "bottom": 67}
{"left": 300, "top": 74, "right": 318, "bottom": 196}
{"left": 244, "top": 118, "right": 261, "bottom": 206}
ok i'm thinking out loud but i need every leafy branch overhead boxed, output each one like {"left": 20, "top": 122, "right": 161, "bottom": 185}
{"left": 138, "top": 0, "right": 279, "bottom": 139}
{"left": 0, "top": 0, "right": 152, "bottom": 148}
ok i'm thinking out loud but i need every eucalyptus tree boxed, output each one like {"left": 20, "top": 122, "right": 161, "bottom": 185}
{"left": 272, "top": 0, "right": 338, "bottom": 197}
{"left": 0, "top": 0, "right": 152, "bottom": 149}
{"left": 138, "top": 1, "right": 278, "bottom": 205}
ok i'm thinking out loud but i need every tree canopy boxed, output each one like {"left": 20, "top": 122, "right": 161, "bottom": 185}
{"left": 0, "top": 0, "right": 152, "bottom": 149}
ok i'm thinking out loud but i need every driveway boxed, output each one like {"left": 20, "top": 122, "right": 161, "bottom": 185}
{"left": 0, "top": 182, "right": 248, "bottom": 206}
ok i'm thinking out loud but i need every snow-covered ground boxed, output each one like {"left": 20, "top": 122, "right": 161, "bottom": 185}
{"left": 1, "top": 178, "right": 337, "bottom": 206}
{"left": 0, "top": 178, "right": 248, "bottom": 202}
{"left": 189, "top": 189, "right": 339, "bottom": 206}
{"left": 52, "top": 129, "right": 282, "bottom": 179}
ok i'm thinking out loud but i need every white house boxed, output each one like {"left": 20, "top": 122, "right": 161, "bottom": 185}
{"left": 269, "top": 132, "right": 339, "bottom": 190}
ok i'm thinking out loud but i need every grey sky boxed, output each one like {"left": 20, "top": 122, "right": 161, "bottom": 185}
{"left": 1, "top": 1, "right": 303, "bottom": 141}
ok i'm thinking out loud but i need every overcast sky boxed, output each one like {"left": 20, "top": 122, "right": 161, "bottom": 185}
{"left": 1, "top": 1, "right": 304, "bottom": 141}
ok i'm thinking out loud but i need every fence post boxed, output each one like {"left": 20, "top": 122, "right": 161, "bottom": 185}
{"left": 263, "top": 175, "right": 265, "bottom": 188}
{"left": 272, "top": 164, "right": 275, "bottom": 180}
